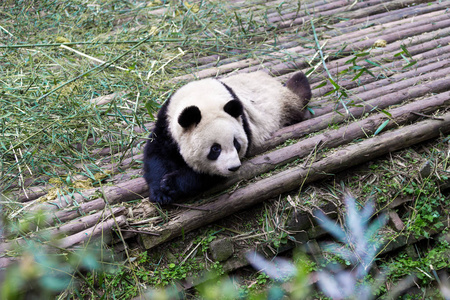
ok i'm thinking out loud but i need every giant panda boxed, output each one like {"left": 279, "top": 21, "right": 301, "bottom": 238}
{"left": 143, "top": 71, "right": 311, "bottom": 204}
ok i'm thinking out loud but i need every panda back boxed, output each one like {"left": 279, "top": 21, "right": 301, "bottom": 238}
{"left": 220, "top": 72, "right": 291, "bottom": 148}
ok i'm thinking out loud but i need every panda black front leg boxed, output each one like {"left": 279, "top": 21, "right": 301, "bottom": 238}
{"left": 144, "top": 155, "right": 214, "bottom": 204}
{"left": 160, "top": 167, "right": 219, "bottom": 202}
{"left": 143, "top": 155, "right": 176, "bottom": 204}
{"left": 159, "top": 171, "right": 178, "bottom": 197}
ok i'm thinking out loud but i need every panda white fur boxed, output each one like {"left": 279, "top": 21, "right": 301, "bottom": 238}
{"left": 143, "top": 71, "right": 311, "bottom": 204}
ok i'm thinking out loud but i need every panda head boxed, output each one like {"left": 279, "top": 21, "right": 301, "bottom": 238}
{"left": 168, "top": 80, "right": 249, "bottom": 177}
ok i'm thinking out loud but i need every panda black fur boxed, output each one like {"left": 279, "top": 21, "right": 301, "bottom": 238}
{"left": 143, "top": 71, "right": 311, "bottom": 204}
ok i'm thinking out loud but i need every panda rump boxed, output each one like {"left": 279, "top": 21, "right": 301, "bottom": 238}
{"left": 143, "top": 71, "right": 311, "bottom": 204}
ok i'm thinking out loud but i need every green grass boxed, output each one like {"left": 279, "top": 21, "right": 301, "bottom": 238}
{"left": 0, "top": 1, "right": 312, "bottom": 298}
{"left": 0, "top": 0, "right": 294, "bottom": 195}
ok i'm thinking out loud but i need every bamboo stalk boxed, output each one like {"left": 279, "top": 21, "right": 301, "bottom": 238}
{"left": 33, "top": 90, "right": 450, "bottom": 226}
{"left": 57, "top": 215, "right": 127, "bottom": 249}
{"left": 48, "top": 206, "right": 126, "bottom": 236}
{"left": 0, "top": 207, "right": 127, "bottom": 255}
{"left": 223, "top": 91, "right": 450, "bottom": 188}
{"left": 29, "top": 177, "right": 148, "bottom": 213}
{"left": 0, "top": 38, "right": 217, "bottom": 49}
{"left": 329, "top": 8, "right": 448, "bottom": 39}
{"left": 258, "top": 77, "right": 450, "bottom": 153}
{"left": 311, "top": 64, "right": 450, "bottom": 117}
{"left": 308, "top": 47, "right": 450, "bottom": 99}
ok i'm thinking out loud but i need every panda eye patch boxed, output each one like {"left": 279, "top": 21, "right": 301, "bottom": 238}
{"left": 207, "top": 143, "right": 221, "bottom": 160}
{"left": 233, "top": 138, "right": 241, "bottom": 153}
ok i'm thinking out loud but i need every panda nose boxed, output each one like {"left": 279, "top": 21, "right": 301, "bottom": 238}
{"left": 228, "top": 165, "right": 241, "bottom": 172}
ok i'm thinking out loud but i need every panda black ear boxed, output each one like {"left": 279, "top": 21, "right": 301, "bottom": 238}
{"left": 286, "top": 72, "right": 312, "bottom": 101}
{"left": 224, "top": 100, "right": 243, "bottom": 118}
{"left": 178, "top": 106, "right": 202, "bottom": 128}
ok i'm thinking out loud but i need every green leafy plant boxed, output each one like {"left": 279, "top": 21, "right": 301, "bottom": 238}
{"left": 394, "top": 44, "right": 418, "bottom": 69}
{"left": 340, "top": 51, "right": 377, "bottom": 81}
{"left": 247, "top": 194, "right": 388, "bottom": 299}
{"left": 402, "top": 179, "right": 444, "bottom": 238}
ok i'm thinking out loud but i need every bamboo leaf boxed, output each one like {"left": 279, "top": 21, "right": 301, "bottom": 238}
{"left": 400, "top": 53, "right": 410, "bottom": 63}
{"left": 315, "top": 210, "right": 346, "bottom": 242}
{"left": 340, "top": 90, "right": 348, "bottom": 98}
{"left": 355, "top": 52, "right": 370, "bottom": 57}
{"left": 345, "top": 57, "right": 357, "bottom": 65}
{"left": 305, "top": 67, "right": 315, "bottom": 76}
{"left": 324, "top": 89, "right": 337, "bottom": 97}
{"left": 350, "top": 65, "right": 364, "bottom": 70}
{"left": 352, "top": 70, "right": 364, "bottom": 81}
{"left": 374, "top": 120, "right": 390, "bottom": 136}
{"left": 400, "top": 44, "right": 412, "bottom": 58}
{"left": 364, "top": 68, "right": 376, "bottom": 78}
{"left": 364, "top": 59, "right": 380, "bottom": 67}
{"left": 380, "top": 109, "right": 392, "bottom": 117}
{"left": 328, "top": 77, "right": 340, "bottom": 89}
{"left": 313, "top": 81, "right": 327, "bottom": 89}
{"left": 403, "top": 60, "right": 417, "bottom": 69}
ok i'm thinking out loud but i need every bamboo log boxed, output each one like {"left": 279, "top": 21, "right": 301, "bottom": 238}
{"left": 309, "top": 47, "right": 450, "bottom": 100}
{"left": 181, "top": 1, "right": 447, "bottom": 79}
{"left": 274, "top": 28, "right": 450, "bottom": 77}
{"left": 330, "top": 0, "right": 432, "bottom": 23}
{"left": 140, "top": 112, "right": 450, "bottom": 249}
{"left": 225, "top": 91, "right": 450, "bottom": 187}
{"left": 100, "top": 153, "right": 144, "bottom": 176}
{"left": 311, "top": 64, "right": 450, "bottom": 117}
{"left": 323, "top": 31, "right": 450, "bottom": 78}
{"left": 39, "top": 90, "right": 450, "bottom": 225}
{"left": 257, "top": 77, "right": 450, "bottom": 154}
{"left": 159, "top": 10, "right": 450, "bottom": 83}
{"left": 330, "top": 1, "right": 445, "bottom": 29}
{"left": 16, "top": 186, "right": 47, "bottom": 203}
{"left": 255, "top": 22, "right": 450, "bottom": 78}
{"left": 28, "top": 85, "right": 450, "bottom": 222}
{"left": 330, "top": 7, "right": 448, "bottom": 42}
{"left": 48, "top": 206, "right": 126, "bottom": 236}
{"left": 57, "top": 215, "right": 127, "bottom": 249}
{"left": 51, "top": 198, "right": 110, "bottom": 224}
{"left": 267, "top": 0, "right": 359, "bottom": 21}
{"left": 30, "top": 177, "right": 148, "bottom": 213}
{"left": 329, "top": 8, "right": 449, "bottom": 39}
{"left": 0, "top": 207, "right": 127, "bottom": 256}
{"left": 274, "top": 0, "right": 390, "bottom": 28}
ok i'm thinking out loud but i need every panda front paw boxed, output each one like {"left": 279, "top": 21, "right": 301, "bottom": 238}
{"left": 149, "top": 172, "right": 179, "bottom": 205}
{"left": 150, "top": 188, "right": 173, "bottom": 205}
{"left": 160, "top": 172, "right": 178, "bottom": 196}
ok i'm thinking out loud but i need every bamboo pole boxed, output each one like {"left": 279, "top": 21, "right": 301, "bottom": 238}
{"left": 57, "top": 215, "right": 127, "bottom": 249}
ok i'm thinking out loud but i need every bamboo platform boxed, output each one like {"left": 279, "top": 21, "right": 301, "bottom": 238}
{"left": 2, "top": 0, "right": 450, "bottom": 271}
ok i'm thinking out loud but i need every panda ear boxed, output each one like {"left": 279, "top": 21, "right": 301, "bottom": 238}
{"left": 178, "top": 106, "right": 202, "bottom": 128}
{"left": 286, "top": 71, "right": 312, "bottom": 101}
{"left": 224, "top": 100, "right": 243, "bottom": 118}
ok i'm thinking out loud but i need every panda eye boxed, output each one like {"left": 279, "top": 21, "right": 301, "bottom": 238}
{"left": 207, "top": 143, "right": 221, "bottom": 160}
{"left": 233, "top": 138, "right": 241, "bottom": 153}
